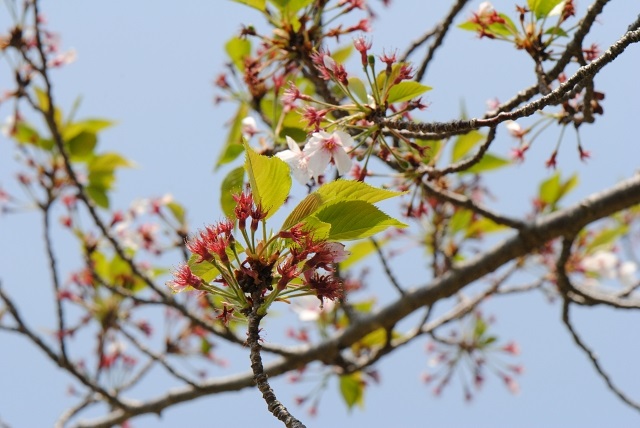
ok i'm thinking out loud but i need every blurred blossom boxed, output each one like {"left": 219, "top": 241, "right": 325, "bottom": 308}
{"left": 581, "top": 250, "right": 618, "bottom": 278}
{"left": 241, "top": 116, "right": 259, "bottom": 138}
{"left": 291, "top": 295, "right": 335, "bottom": 322}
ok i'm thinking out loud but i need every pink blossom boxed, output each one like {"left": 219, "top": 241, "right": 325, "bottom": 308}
{"left": 168, "top": 264, "right": 202, "bottom": 292}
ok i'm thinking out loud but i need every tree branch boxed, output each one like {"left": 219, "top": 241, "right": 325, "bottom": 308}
{"left": 74, "top": 172, "right": 640, "bottom": 428}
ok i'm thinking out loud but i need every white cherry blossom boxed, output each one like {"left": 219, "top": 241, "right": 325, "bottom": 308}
{"left": 276, "top": 136, "right": 311, "bottom": 184}
{"left": 303, "top": 130, "right": 353, "bottom": 181}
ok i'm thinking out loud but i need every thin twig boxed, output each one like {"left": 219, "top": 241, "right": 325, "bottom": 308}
{"left": 413, "top": 0, "right": 471, "bottom": 82}
{"left": 420, "top": 178, "right": 525, "bottom": 229}
{"left": 561, "top": 299, "right": 640, "bottom": 412}
{"left": 370, "top": 237, "right": 404, "bottom": 295}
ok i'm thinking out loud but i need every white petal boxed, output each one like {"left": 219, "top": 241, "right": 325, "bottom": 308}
{"left": 306, "top": 150, "right": 331, "bottom": 181}
{"left": 333, "top": 147, "right": 353, "bottom": 176}
{"left": 285, "top": 136, "right": 302, "bottom": 153}
{"left": 334, "top": 130, "right": 354, "bottom": 148}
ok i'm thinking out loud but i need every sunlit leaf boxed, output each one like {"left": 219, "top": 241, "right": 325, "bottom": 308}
{"left": 67, "top": 131, "right": 97, "bottom": 161}
{"left": 313, "top": 200, "right": 407, "bottom": 241}
{"left": 339, "top": 373, "right": 365, "bottom": 410}
{"left": 386, "top": 81, "right": 431, "bottom": 104}
{"left": 451, "top": 130, "right": 484, "bottom": 162}
{"left": 188, "top": 254, "right": 220, "bottom": 283}
{"left": 225, "top": 37, "right": 251, "bottom": 71}
{"left": 462, "top": 153, "right": 510, "bottom": 174}
{"left": 585, "top": 225, "right": 628, "bottom": 254}
{"left": 244, "top": 142, "right": 291, "bottom": 219}
{"left": 63, "top": 119, "right": 114, "bottom": 141}
{"left": 317, "top": 180, "right": 406, "bottom": 204}
{"left": 348, "top": 76, "right": 368, "bottom": 103}
{"left": 528, "top": 0, "right": 564, "bottom": 19}
{"left": 232, "top": 0, "right": 266, "bottom": 11}
{"left": 281, "top": 193, "right": 325, "bottom": 231}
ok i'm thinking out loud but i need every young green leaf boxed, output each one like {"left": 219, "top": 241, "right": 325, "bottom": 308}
{"left": 67, "top": 131, "right": 97, "bottom": 161}
{"left": 462, "top": 153, "right": 510, "bottom": 174}
{"left": 244, "top": 142, "right": 291, "bottom": 219}
{"left": 187, "top": 255, "right": 220, "bottom": 283}
{"left": 348, "top": 76, "right": 369, "bottom": 103}
{"left": 386, "top": 81, "right": 432, "bottom": 104}
{"left": 313, "top": 200, "right": 407, "bottom": 241}
{"left": 225, "top": 37, "right": 251, "bottom": 71}
{"left": 339, "top": 373, "right": 365, "bottom": 410}
{"left": 451, "top": 130, "right": 484, "bottom": 162}
{"left": 232, "top": 0, "right": 266, "bottom": 11}
{"left": 317, "top": 180, "right": 406, "bottom": 204}
{"left": 528, "top": 0, "right": 564, "bottom": 19}
{"left": 281, "top": 192, "right": 325, "bottom": 231}
{"left": 216, "top": 103, "right": 248, "bottom": 169}
{"left": 166, "top": 201, "right": 186, "bottom": 225}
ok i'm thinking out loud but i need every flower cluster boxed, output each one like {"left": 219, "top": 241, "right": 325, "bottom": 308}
{"left": 168, "top": 190, "right": 350, "bottom": 318}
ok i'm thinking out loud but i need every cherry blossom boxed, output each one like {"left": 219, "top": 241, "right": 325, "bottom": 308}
{"left": 303, "top": 130, "right": 353, "bottom": 181}
{"left": 276, "top": 136, "right": 311, "bottom": 184}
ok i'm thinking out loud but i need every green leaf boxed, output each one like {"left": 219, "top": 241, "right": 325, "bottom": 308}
{"left": 225, "top": 37, "right": 251, "bottom": 71}
{"left": 281, "top": 192, "right": 325, "bottom": 231}
{"left": 449, "top": 209, "right": 472, "bottom": 234}
{"left": 188, "top": 254, "right": 220, "bottom": 283}
{"left": 231, "top": 0, "right": 266, "bottom": 11}
{"left": 89, "top": 152, "right": 134, "bottom": 173}
{"left": 86, "top": 185, "right": 110, "bottom": 208}
{"left": 451, "top": 130, "right": 484, "bottom": 162}
{"left": 465, "top": 217, "right": 507, "bottom": 238}
{"left": 268, "top": 0, "right": 312, "bottom": 13}
{"left": 244, "top": 142, "right": 291, "bottom": 219}
{"left": 558, "top": 173, "right": 579, "bottom": 201}
{"left": 348, "top": 77, "right": 368, "bottom": 103}
{"left": 585, "top": 225, "right": 628, "bottom": 254}
{"left": 386, "top": 81, "right": 432, "bottom": 104}
{"left": 67, "top": 131, "right": 97, "bottom": 161}
{"left": 216, "top": 103, "right": 248, "bottom": 169}
{"left": 539, "top": 172, "right": 578, "bottom": 207}
{"left": 34, "top": 87, "right": 50, "bottom": 113}
{"left": 63, "top": 119, "right": 114, "bottom": 141}
{"left": 463, "top": 153, "right": 510, "bottom": 174}
{"left": 220, "top": 166, "right": 245, "bottom": 218}
{"left": 300, "top": 215, "right": 331, "bottom": 240}
{"left": 539, "top": 172, "right": 560, "bottom": 205}
{"left": 545, "top": 26, "right": 568, "bottom": 37}
{"left": 331, "top": 44, "right": 353, "bottom": 64}
{"left": 339, "top": 373, "right": 364, "bottom": 410}
{"left": 312, "top": 200, "right": 407, "bottom": 241}
{"left": 528, "top": 0, "right": 564, "bottom": 19}
{"left": 167, "top": 201, "right": 186, "bottom": 225}
{"left": 13, "top": 122, "right": 41, "bottom": 145}
{"left": 317, "top": 180, "right": 405, "bottom": 205}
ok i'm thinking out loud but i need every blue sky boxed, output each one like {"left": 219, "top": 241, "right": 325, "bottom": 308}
{"left": 1, "top": 1, "right": 639, "bottom": 427}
